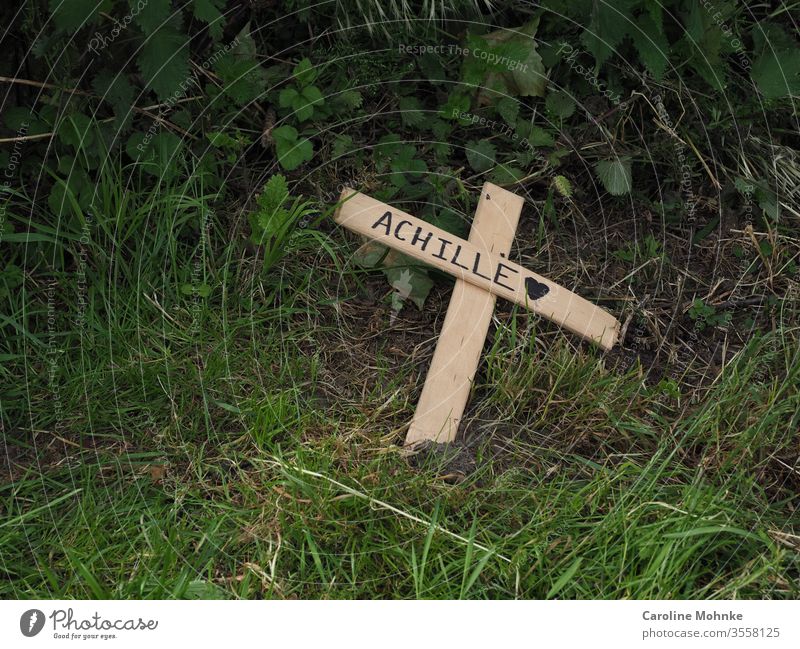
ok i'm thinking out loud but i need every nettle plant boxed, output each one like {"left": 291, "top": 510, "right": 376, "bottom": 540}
{"left": 248, "top": 174, "right": 316, "bottom": 273}
{"left": 538, "top": 0, "right": 800, "bottom": 97}
{"left": 539, "top": 0, "right": 799, "bottom": 192}
{"left": 15, "top": 0, "right": 273, "bottom": 216}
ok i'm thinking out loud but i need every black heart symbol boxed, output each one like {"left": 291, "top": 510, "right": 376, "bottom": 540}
{"left": 525, "top": 276, "right": 549, "bottom": 301}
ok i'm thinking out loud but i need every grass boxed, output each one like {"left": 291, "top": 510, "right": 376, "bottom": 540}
{"left": 1, "top": 157, "right": 798, "bottom": 599}
{"left": 2, "top": 0, "right": 799, "bottom": 601}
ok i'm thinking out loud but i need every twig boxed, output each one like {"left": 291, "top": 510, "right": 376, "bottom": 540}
{"left": 0, "top": 75, "right": 197, "bottom": 140}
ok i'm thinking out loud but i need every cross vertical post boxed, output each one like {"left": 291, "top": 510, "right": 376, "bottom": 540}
{"left": 405, "top": 183, "right": 522, "bottom": 446}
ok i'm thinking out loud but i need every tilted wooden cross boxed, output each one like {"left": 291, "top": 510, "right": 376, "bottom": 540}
{"left": 334, "top": 182, "right": 621, "bottom": 447}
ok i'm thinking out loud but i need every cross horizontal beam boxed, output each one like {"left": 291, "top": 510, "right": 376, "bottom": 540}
{"left": 334, "top": 188, "right": 620, "bottom": 351}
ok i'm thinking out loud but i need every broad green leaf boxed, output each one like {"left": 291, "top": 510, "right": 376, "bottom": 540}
{"left": 752, "top": 22, "right": 796, "bottom": 55}
{"left": 580, "top": 0, "right": 636, "bottom": 69}
{"left": 389, "top": 154, "right": 427, "bottom": 187}
{"left": 258, "top": 174, "right": 289, "bottom": 215}
{"left": 632, "top": 14, "right": 669, "bottom": 80}
{"left": 465, "top": 139, "right": 497, "bottom": 173}
{"left": 679, "top": 1, "right": 727, "bottom": 89}
{"left": 92, "top": 70, "right": 135, "bottom": 129}
{"left": 418, "top": 53, "right": 447, "bottom": 85}
{"left": 752, "top": 47, "right": 800, "bottom": 99}
{"left": 490, "top": 166, "right": 525, "bottom": 185}
{"left": 272, "top": 125, "right": 313, "bottom": 171}
{"left": 495, "top": 97, "right": 519, "bottom": 125}
{"left": 545, "top": 90, "right": 576, "bottom": 119}
{"left": 192, "top": 0, "right": 226, "bottom": 41}
{"left": 334, "top": 90, "right": 363, "bottom": 110}
{"left": 296, "top": 85, "right": 324, "bottom": 120}
{"left": 528, "top": 125, "right": 555, "bottom": 148}
{"left": 594, "top": 158, "right": 632, "bottom": 196}
{"left": 137, "top": 26, "right": 190, "bottom": 100}
{"left": 48, "top": 0, "right": 100, "bottom": 32}
{"left": 301, "top": 86, "right": 324, "bottom": 104}
{"left": 331, "top": 134, "right": 354, "bottom": 159}
{"left": 279, "top": 87, "right": 299, "bottom": 107}
{"left": 181, "top": 283, "right": 211, "bottom": 298}
{"left": 3, "top": 107, "right": 40, "bottom": 132}
{"left": 353, "top": 240, "right": 388, "bottom": 268}
{"left": 293, "top": 58, "right": 317, "bottom": 86}
{"left": 428, "top": 207, "right": 468, "bottom": 239}
{"left": 483, "top": 19, "right": 547, "bottom": 97}
{"left": 57, "top": 113, "right": 95, "bottom": 151}
{"left": 207, "top": 130, "right": 240, "bottom": 149}
{"left": 134, "top": 0, "right": 172, "bottom": 36}
{"left": 440, "top": 93, "right": 471, "bottom": 121}
{"left": 399, "top": 96, "right": 425, "bottom": 127}
{"left": 214, "top": 54, "right": 264, "bottom": 105}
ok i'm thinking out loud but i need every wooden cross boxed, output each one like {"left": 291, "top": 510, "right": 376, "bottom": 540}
{"left": 334, "top": 183, "right": 620, "bottom": 447}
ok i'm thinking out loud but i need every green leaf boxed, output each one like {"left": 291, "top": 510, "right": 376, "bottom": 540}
{"left": 3, "top": 107, "right": 40, "bottom": 132}
{"left": 297, "top": 85, "right": 324, "bottom": 120}
{"left": 334, "top": 90, "right": 363, "bottom": 110}
{"left": 281, "top": 84, "right": 318, "bottom": 121}
{"left": 430, "top": 119, "right": 452, "bottom": 141}
{"left": 214, "top": 54, "right": 264, "bottom": 105}
{"left": 353, "top": 240, "right": 388, "bottom": 268}
{"left": 594, "top": 158, "right": 632, "bottom": 196}
{"left": 752, "top": 22, "right": 796, "bottom": 55}
{"left": 528, "top": 125, "right": 555, "bottom": 148}
{"left": 440, "top": 93, "right": 471, "bottom": 121}
{"left": 192, "top": 0, "right": 226, "bottom": 41}
{"left": 279, "top": 87, "right": 299, "bottom": 107}
{"left": 57, "top": 113, "right": 95, "bottom": 151}
{"left": 679, "top": 2, "right": 727, "bottom": 90}
{"left": 272, "top": 125, "right": 313, "bottom": 171}
{"left": 258, "top": 174, "right": 289, "bottom": 215}
{"left": 47, "top": 164, "right": 93, "bottom": 216}
{"left": 207, "top": 130, "right": 239, "bottom": 148}
{"left": 752, "top": 46, "right": 800, "bottom": 100}
{"left": 465, "top": 139, "right": 497, "bottom": 173}
{"left": 631, "top": 14, "right": 669, "bottom": 80}
{"left": 181, "top": 283, "right": 211, "bottom": 298}
{"left": 483, "top": 19, "right": 547, "bottom": 97}
{"left": 48, "top": 0, "right": 100, "bottom": 32}
{"left": 428, "top": 207, "right": 468, "bottom": 239}
{"left": 137, "top": 26, "right": 190, "bottom": 101}
{"left": 663, "top": 526, "right": 761, "bottom": 541}
{"left": 399, "top": 96, "right": 425, "bottom": 127}
{"left": 495, "top": 97, "right": 519, "bottom": 125}
{"left": 418, "top": 53, "right": 447, "bottom": 85}
{"left": 580, "top": 0, "right": 636, "bottom": 69}
{"left": 92, "top": 70, "right": 135, "bottom": 129}
{"left": 389, "top": 156, "right": 427, "bottom": 187}
{"left": 331, "top": 134, "right": 354, "bottom": 159}
{"left": 293, "top": 58, "right": 317, "bottom": 86}
{"left": 490, "top": 165, "right": 525, "bottom": 185}
{"left": 301, "top": 86, "right": 323, "bottom": 103}
{"left": 134, "top": 0, "right": 173, "bottom": 36}
{"left": 545, "top": 90, "right": 576, "bottom": 119}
